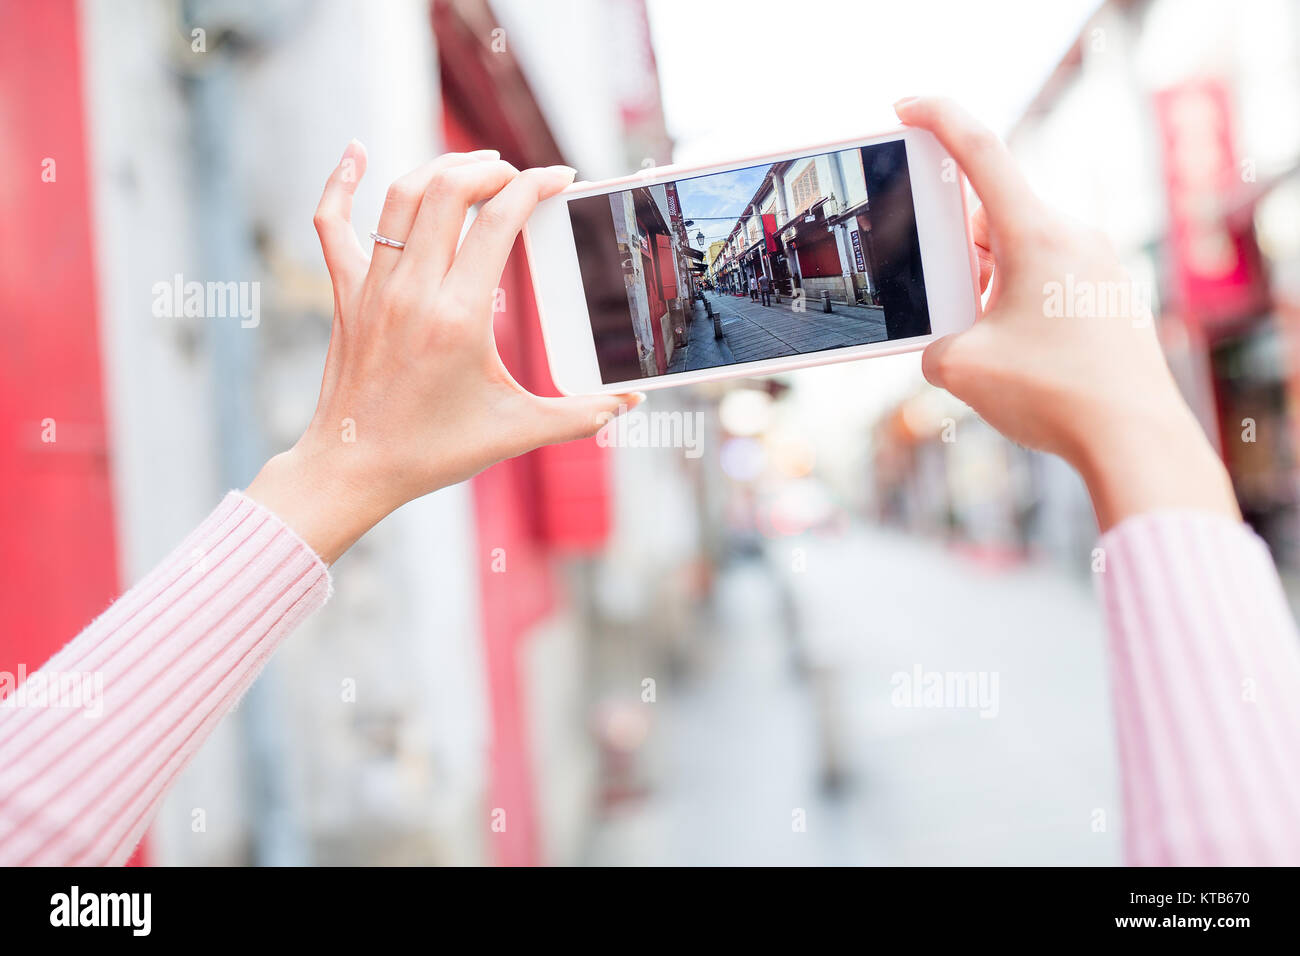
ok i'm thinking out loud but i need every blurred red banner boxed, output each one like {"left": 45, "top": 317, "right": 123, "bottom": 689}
{"left": 1153, "top": 78, "right": 1268, "bottom": 329}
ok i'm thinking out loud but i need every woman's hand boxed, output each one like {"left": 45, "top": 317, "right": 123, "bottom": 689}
{"left": 893, "top": 97, "right": 1239, "bottom": 531}
{"left": 246, "top": 142, "right": 642, "bottom": 562}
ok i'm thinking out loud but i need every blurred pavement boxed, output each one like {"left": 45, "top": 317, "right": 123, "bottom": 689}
{"left": 586, "top": 523, "right": 1122, "bottom": 865}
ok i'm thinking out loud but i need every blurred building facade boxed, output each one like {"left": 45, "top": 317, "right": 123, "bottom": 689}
{"left": 1010, "top": 0, "right": 1300, "bottom": 573}
{"left": 609, "top": 181, "right": 696, "bottom": 375}
{"left": 870, "top": 0, "right": 1300, "bottom": 580}
{"left": 711, "top": 151, "right": 876, "bottom": 307}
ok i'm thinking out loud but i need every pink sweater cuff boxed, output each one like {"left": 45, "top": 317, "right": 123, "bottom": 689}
{"left": 0, "top": 491, "right": 331, "bottom": 866}
{"left": 1098, "top": 509, "right": 1300, "bottom": 865}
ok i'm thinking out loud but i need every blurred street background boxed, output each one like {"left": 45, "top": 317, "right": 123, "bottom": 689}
{"left": 3, "top": 0, "right": 1299, "bottom": 865}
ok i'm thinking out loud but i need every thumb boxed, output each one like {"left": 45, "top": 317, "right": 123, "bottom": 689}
{"left": 530, "top": 392, "right": 646, "bottom": 446}
{"left": 921, "top": 332, "right": 967, "bottom": 392}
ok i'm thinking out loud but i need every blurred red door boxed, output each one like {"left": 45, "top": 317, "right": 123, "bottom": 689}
{"left": 441, "top": 107, "right": 613, "bottom": 868}
{"left": 0, "top": 0, "right": 141, "bottom": 863}
{"left": 434, "top": 0, "right": 616, "bottom": 866}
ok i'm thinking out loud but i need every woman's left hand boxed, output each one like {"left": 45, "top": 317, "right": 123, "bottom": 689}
{"left": 246, "top": 142, "right": 642, "bottom": 562}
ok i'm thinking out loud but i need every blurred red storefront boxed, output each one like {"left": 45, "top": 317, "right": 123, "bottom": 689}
{"left": 0, "top": 1, "right": 121, "bottom": 675}
{"left": 1, "top": 0, "right": 621, "bottom": 869}
{"left": 0, "top": 0, "right": 153, "bottom": 866}
{"left": 1153, "top": 79, "right": 1269, "bottom": 336}
{"left": 433, "top": 0, "right": 616, "bottom": 866}
{"left": 1152, "top": 79, "right": 1296, "bottom": 553}
{"left": 0, "top": 0, "right": 135, "bottom": 856}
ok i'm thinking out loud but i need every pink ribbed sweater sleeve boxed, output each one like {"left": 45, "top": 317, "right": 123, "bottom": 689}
{"left": 0, "top": 491, "right": 331, "bottom": 866}
{"left": 1098, "top": 511, "right": 1300, "bottom": 865}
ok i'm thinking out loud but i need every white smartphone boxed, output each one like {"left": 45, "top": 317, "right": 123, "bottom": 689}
{"left": 523, "top": 126, "right": 980, "bottom": 394}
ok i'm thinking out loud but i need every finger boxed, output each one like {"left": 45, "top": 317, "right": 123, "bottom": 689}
{"left": 442, "top": 165, "right": 575, "bottom": 309}
{"left": 528, "top": 391, "right": 645, "bottom": 447}
{"left": 921, "top": 318, "right": 997, "bottom": 403}
{"left": 395, "top": 159, "right": 519, "bottom": 286}
{"left": 968, "top": 205, "right": 994, "bottom": 294}
{"left": 965, "top": 203, "right": 995, "bottom": 295}
{"left": 368, "top": 150, "right": 500, "bottom": 286}
{"left": 894, "top": 97, "right": 1038, "bottom": 238}
{"left": 314, "top": 139, "right": 369, "bottom": 295}
{"left": 977, "top": 246, "right": 996, "bottom": 295}
{"left": 971, "top": 202, "right": 990, "bottom": 249}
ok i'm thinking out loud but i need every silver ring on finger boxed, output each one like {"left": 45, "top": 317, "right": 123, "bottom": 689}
{"left": 369, "top": 230, "right": 407, "bottom": 250}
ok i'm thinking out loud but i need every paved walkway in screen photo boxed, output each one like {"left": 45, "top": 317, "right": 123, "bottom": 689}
{"left": 667, "top": 298, "right": 735, "bottom": 374}
{"left": 710, "top": 291, "right": 888, "bottom": 367}
{"left": 667, "top": 291, "right": 889, "bottom": 375}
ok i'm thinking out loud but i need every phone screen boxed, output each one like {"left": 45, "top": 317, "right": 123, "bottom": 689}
{"left": 565, "top": 139, "right": 932, "bottom": 384}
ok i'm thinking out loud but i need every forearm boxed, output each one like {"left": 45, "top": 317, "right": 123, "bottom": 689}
{"left": 245, "top": 447, "right": 390, "bottom": 565}
{"left": 0, "top": 492, "right": 330, "bottom": 865}
{"left": 1097, "top": 510, "right": 1300, "bottom": 865}
{"left": 1074, "top": 398, "right": 1240, "bottom": 533}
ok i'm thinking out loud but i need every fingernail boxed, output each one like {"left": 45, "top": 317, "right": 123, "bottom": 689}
{"left": 626, "top": 391, "right": 647, "bottom": 408}
{"left": 893, "top": 97, "right": 919, "bottom": 113}
{"left": 547, "top": 164, "right": 578, "bottom": 181}
{"left": 340, "top": 138, "right": 364, "bottom": 162}
{"left": 469, "top": 148, "right": 501, "bottom": 160}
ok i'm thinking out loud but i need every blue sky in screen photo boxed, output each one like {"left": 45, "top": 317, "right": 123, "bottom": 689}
{"left": 674, "top": 163, "right": 771, "bottom": 246}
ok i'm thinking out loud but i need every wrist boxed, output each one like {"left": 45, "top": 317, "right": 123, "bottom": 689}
{"left": 244, "top": 445, "right": 392, "bottom": 564}
{"left": 1072, "top": 397, "right": 1240, "bottom": 533}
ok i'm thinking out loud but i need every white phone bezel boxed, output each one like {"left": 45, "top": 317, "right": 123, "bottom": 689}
{"left": 523, "top": 126, "right": 979, "bottom": 395}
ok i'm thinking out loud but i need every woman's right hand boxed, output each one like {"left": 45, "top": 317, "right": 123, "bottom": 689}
{"left": 893, "top": 97, "right": 1239, "bottom": 531}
